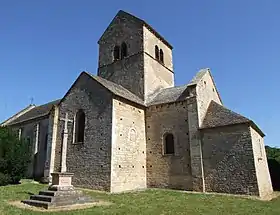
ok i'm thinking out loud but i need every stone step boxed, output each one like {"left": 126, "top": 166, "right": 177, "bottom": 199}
{"left": 21, "top": 199, "right": 50, "bottom": 209}
{"left": 42, "top": 189, "right": 82, "bottom": 197}
{"left": 39, "top": 190, "right": 56, "bottom": 196}
{"left": 48, "top": 185, "right": 74, "bottom": 191}
{"left": 51, "top": 196, "right": 94, "bottom": 207}
{"left": 30, "top": 194, "right": 53, "bottom": 202}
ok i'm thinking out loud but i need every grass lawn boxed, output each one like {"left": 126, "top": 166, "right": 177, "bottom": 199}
{"left": 0, "top": 181, "right": 280, "bottom": 215}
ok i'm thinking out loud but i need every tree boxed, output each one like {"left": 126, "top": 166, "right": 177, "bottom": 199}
{"left": 266, "top": 146, "right": 280, "bottom": 191}
{"left": 0, "top": 126, "right": 31, "bottom": 185}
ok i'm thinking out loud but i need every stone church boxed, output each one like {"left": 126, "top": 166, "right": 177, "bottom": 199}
{"left": 1, "top": 10, "right": 273, "bottom": 198}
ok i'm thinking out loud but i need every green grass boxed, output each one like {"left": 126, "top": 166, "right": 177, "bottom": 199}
{"left": 0, "top": 181, "right": 280, "bottom": 215}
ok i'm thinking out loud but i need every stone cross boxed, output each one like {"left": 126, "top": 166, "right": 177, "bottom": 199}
{"left": 59, "top": 112, "right": 73, "bottom": 173}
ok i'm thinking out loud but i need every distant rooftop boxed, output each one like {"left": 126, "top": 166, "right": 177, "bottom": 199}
{"left": 6, "top": 99, "right": 61, "bottom": 125}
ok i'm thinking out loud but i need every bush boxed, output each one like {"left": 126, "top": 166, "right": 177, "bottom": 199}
{"left": 0, "top": 172, "right": 11, "bottom": 186}
{"left": 0, "top": 127, "right": 31, "bottom": 185}
{"left": 266, "top": 146, "right": 280, "bottom": 191}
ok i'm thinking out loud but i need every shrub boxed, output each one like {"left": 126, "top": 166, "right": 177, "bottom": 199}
{"left": 266, "top": 146, "right": 280, "bottom": 191}
{"left": 0, "top": 127, "right": 31, "bottom": 185}
{"left": 0, "top": 172, "right": 11, "bottom": 186}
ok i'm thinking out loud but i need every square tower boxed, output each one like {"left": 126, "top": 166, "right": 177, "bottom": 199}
{"left": 97, "top": 10, "right": 174, "bottom": 101}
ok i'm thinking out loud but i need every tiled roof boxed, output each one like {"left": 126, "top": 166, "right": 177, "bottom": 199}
{"left": 146, "top": 69, "right": 210, "bottom": 106}
{"left": 86, "top": 72, "right": 145, "bottom": 106}
{"left": 200, "top": 100, "right": 251, "bottom": 129}
{"left": 188, "top": 68, "right": 209, "bottom": 86}
{"left": 200, "top": 100, "right": 265, "bottom": 136}
{"left": 0, "top": 105, "right": 36, "bottom": 126}
{"left": 7, "top": 99, "right": 61, "bottom": 125}
{"left": 146, "top": 85, "right": 189, "bottom": 106}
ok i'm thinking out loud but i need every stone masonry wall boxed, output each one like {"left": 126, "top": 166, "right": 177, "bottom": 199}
{"left": 44, "top": 107, "right": 58, "bottom": 181}
{"left": 146, "top": 101, "right": 192, "bottom": 190}
{"left": 98, "top": 11, "right": 145, "bottom": 99}
{"left": 98, "top": 12, "right": 143, "bottom": 67}
{"left": 110, "top": 97, "right": 146, "bottom": 192}
{"left": 143, "top": 26, "right": 173, "bottom": 71}
{"left": 98, "top": 54, "right": 145, "bottom": 99}
{"left": 196, "top": 71, "right": 222, "bottom": 126}
{"left": 98, "top": 13, "right": 175, "bottom": 102}
{"left": 187, "top": 95, "right": 205, "bottom": 191}
{"left": 250, "top": 127, "right": 273, "bottom": 197}
{"left": 143, "top": 26, "right": 174, "bottom": 100}
{"left": 201, "top": 124, "right": 259, "bottom": 196}
{"left": 143, "top": 54, "right": 174, "bottom": 101}
{"left": 56, "top": 73, "right": 113, "bottom": 191}
{"left": 10, "top": 117, "right": 49, "bottom": 180}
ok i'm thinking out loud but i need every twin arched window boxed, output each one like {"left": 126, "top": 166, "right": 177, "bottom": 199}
{"left": 164, "top": 133, "right": 174, "bottom": 155}
{"left": 155, "top": 45, "right": 164, "bottom": 64}
{"left": 114, "top": 42, "right": 127, "bottom": 61}
{"left": 155, "top": 45, "right": 159, "bottom": 60}
{"left": 114, "top": 46, "right": 120, "bottom": 60}
{"left": 160, "top": 49, "right": 164, "bottom": 63}
{"left": 74, "top": 109, "right": 85, "bottom": 143}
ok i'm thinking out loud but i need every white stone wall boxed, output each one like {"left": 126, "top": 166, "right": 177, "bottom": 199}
{"left": 196, "top": 71, "right": 222, "bottom": 126}
{"left": 111, "top": 97, "right": 146, "bottom": 193}
{"left": 143, "top": 26, "right": 174, "bottom": 101}
{"left": 143, "top": 26, "right": 173, "bottom": 70}
{"left": 143, "top": 54, "right": 174, "bottom": 101}
{"left": 250, "top": 127, "right": 273, "bottom": 198}
{"left": 146, "top": 101, "right": 192, "bottom": 190}
{"left": 44, "top": 106, "right": 59, "bottom": 181}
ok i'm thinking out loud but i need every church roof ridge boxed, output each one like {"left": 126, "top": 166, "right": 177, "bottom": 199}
{"left": 187, "top": 68, "right": 210, "bottom": 86}
{"left": 0, "top": 104, "right": 36, "bottom": 126}
{"left": 6, "top": 99, "right": 61, "bottom": 126}
{"left": 146, "top": 84, "right": 189, "bottom": 106}
{"left": 200, "top": 100, "right": 265, "bottom": 136}
{"left": 84, "top": 72, "right": 145, "bottom": 106}
{"left": 146, "top": 68, "right": 211, "bottom": 106}
{"left": 119, "top": 10, "right": 173, "bottom": 49}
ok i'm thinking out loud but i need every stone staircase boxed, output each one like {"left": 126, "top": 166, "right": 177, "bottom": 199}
{"left": 22, "top": 186, "right": 94, "bottom": 209}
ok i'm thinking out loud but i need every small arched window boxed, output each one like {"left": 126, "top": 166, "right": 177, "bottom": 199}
{"left": 75, "top": 109, "right": 85, "bottom": 143}
{"left": 160, "top": 49, "right": 164, "bottom": 64}
{"left": 114, "top": 45, "right": 120, "bottom": 61}
{"left": 121, "top": 42, "right": 128, "bottom": 59}
{"left": 155, "top": 45, "right": 159, "bottom": 60}
{"left": 164, "top": 133, "right": 174, "bottom": 155}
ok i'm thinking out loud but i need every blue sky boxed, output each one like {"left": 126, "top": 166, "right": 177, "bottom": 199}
{"left": 0, "top": 1, "right": 279, "bottom": 147}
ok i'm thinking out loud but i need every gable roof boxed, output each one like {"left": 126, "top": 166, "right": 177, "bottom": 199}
{"left": 7, "top": 99, "right": 61, "bottom": 126}
{"left": 200, "top": 100, "right": 264, "bottom": 136}
{"left": 85, "top": 72, "right": 145, "bottom": 106}
{"left": 146, "top": 85, "right": 189, "bottom": 106}
{"left": 5, "top": 70, "right": 145, "bottom": 126}
{"left": 0, "top": 105, "right": 36, "bottom": 126}
{"left": 146, "top": 68, "right": 220, "bottom": 106}
{"left": 187, "top": 68, "right": 209, "bottom": 86}
{"left": 98, "top": 10, "right": 173, "bottom": 49}
{"left": 58, "top": 72, "right": 145, "bottom": 107}
{"left": 188, "top": 68, "right": 223, "bottom": 104}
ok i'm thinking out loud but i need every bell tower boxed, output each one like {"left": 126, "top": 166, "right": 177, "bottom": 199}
{"left": 98, "top": 10, "right": 174, "bottom": 101}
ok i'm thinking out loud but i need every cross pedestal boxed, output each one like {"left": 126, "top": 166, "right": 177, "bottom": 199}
{"left": 49, "top": 172, "right": 74, "bottom": 191}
